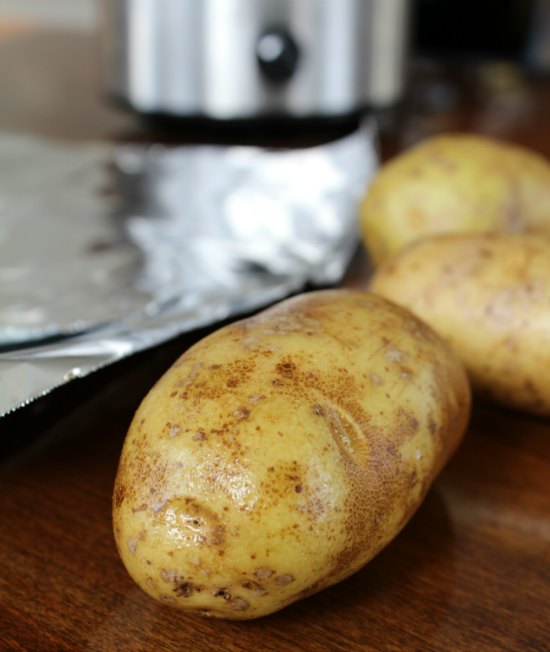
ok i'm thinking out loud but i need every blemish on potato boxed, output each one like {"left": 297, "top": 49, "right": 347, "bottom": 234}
{"left": 160, "top": 568, "right": 177, "bottom": 582}
{"left": 145, "top": 574, "right": 158, "bottom": 589}
{"left": 156, "top": 498, "right": 226, "bottom": 547}
{"left": 368, "top": 372, "right": 383, "bottom": 386}
{"left": 275, "top": 574, "right": 295, "bottom": 586}
{"left": 233, "top": 406, "right": 250, "bottom": 420}
{"left": 232, "top": 597, "right": 249, "bottom": 611}
{"left": 131, "top": 503, "right": 147, "bottom": 514}
{"left": 193, "top": 429, "right": 207, "bottom": 442}
{"left": 175, "top": 581, "right": 200, "bottom": 597}
{"left": 319, "top": 401, "right": 369, "bottom": 466}
{"left": 168, "top": 424, "right": 181, "bottom": 438}
{"left": 113, "top": 484, "right": 125, "bottom": 508}
{"left": 385, "top": 347, "right": 404, "bottom": 364}
{"left": 242, "top": 581, "right": 268, "bottom": 595}
{"left": 213, "top": 588, "right": 231, "bottom": 600}
{"left": 127, "top": 538, "right": 137, "bottom": 554}
{"left": 248, "top": 394, "right": 265, "bottom": 403}
{"left": 275, "top": 359, "right": 297, "bottom": 378}
{"left": 254, "top": 567, "right": 274, "bottom": 581}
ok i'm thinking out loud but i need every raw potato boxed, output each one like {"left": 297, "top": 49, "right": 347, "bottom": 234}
{"left": 113, "top": 290, "right": 470, "bottom": 619}
{"left": 370, "top": 233, "right": 550, "bottom": 416}
{"left": 360, "top": 134, "right": 550, "bottom": 265}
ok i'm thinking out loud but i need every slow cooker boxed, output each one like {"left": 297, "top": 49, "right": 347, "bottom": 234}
{"left": 100, "top": 0, "right": 409, "bottom": 122}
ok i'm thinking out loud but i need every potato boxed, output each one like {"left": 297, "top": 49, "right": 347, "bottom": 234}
{"left": 370, "top": 233, "right": 550, "bottom": 417}
{"left": 113, "top": 290, "right": 470, "bottom": 619}
{"left": 360, "top": 134, "right": 550, "bottom": 265}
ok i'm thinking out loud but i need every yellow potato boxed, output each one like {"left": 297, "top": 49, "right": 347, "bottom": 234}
{"left": 113, "top": 290, "right": 470, "bottom": 619}
{"left": 370, "top": 233, "right": 550, "bottom": 416}
{"left": 360, "top": 134, "right": 550, "bottom": 265}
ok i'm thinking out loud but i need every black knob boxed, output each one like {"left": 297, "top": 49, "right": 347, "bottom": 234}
{"left": 256, "top": 27, "right": 300, "bottom": 83}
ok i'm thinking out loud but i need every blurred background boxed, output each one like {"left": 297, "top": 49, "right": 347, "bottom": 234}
{"left": 0, "top": 0, "right": 95, "bottom": 31}
{"left": 0, "top": 1, "right": 549, "bottom": 157}
{"left": 0, "top": 0, "right": 548, "bottom": 67}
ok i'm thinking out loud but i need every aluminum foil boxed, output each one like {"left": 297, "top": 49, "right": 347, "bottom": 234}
{"left": 0, "top": 124, "right": 377, "bottom": 417}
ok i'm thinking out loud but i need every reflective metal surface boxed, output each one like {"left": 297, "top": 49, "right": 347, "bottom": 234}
{"left": 100, "top": 0, "right": 409, "bottom": 119}
{"left": 0, "top": 123, "right": 377, "bottom": 416}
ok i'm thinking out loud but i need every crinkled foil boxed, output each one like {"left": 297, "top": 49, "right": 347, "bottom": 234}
{"left": 0, "top": 124, "right": 377, "bottom": 416}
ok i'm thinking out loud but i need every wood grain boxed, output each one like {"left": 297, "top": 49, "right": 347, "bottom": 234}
{"left": 0, "top": 30, "right": 549, "bottom": 652}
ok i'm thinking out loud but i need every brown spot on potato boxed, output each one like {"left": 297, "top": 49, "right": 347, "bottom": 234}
{"left": 131, "top": 503, "right": 147, "bottom": 514}
{"left": 275, "top": 574, "right": 295, "bottom": 586}
{"left": 213, "top": 588, "right": 231, "bottom": 600}
{"left": 242, "top": 581, "right": 268, "bottom": 595}
{"left": 156, "top": 497, "right": 225, "bottom": 547}
{"left": 233, "top": 406, "right": 250, "bottom": 420}
{"left": 175, "top": 582, "right": 199, "bottom": 597}
{"left": 113, "top": 484, "right": 125, "bottom": 508}
{"left": 276, "top": 359, "right": 297, "bottom": 378}
{"left": 193, "top": 429, "right": 207, "bottom": 441}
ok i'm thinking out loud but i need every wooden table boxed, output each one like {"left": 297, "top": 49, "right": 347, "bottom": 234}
{"left": 1, "top": 29, "right": 549, "bottom": 652}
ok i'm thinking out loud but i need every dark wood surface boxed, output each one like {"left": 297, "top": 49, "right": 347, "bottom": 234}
{"left": 1, "top": 28, "right": 549, "bottom": 652}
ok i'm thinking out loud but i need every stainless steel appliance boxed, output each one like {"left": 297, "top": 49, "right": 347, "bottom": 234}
{"left": 100, "top": 0, "right": 409, "bottom": 121}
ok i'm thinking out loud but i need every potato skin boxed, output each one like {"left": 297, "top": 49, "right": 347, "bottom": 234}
{"left": 370, "top": 233, "right": 550, "bottom": 416}
{"left": 360, "top": 134, "right": 550, "bottom": 265}
{"left": 113, "top": 290, "right": 470, "bottom": 619}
